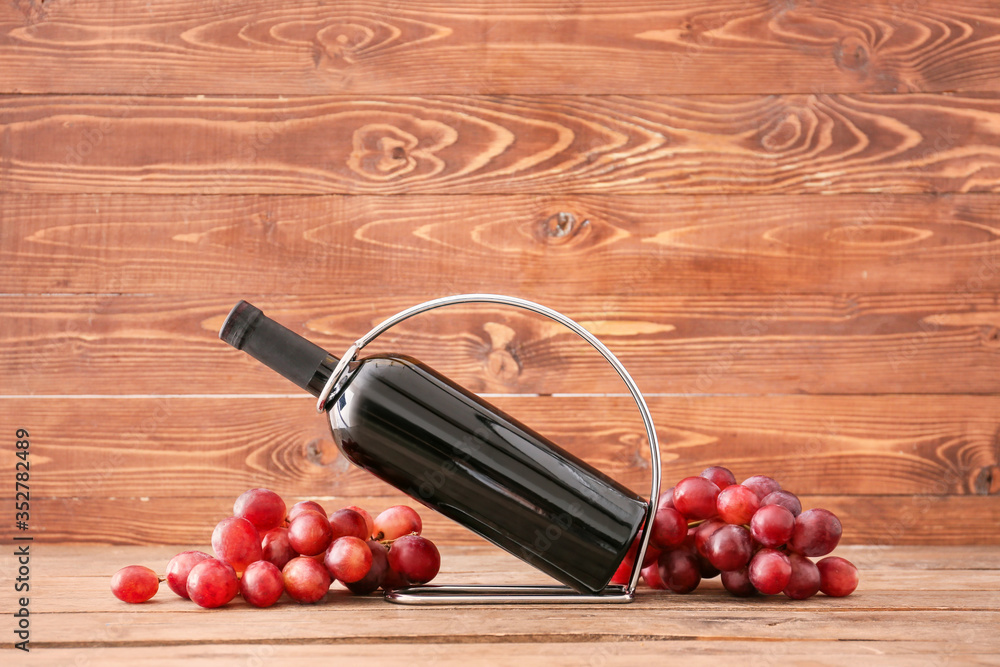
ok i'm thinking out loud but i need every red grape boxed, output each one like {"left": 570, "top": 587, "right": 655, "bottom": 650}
{"left": 700, "top": 466, "right": 736, "bottom": 490}
{"left": 343, "top": 505, "right": 375, "bottom": 538}
{"left": 696, "top": 553, "right": 720, "bottom": 579}
{"left": 211, "top": 517, "right": 263, "bottom": 574}
{"left": 233, "top": 488, "right": 286, "bottom": 532}
{"left": 287, "top": 510, "right": 334, "bottom": 557}
{"left": 261, "top": 526, "right": 297, "bottom": 570}
{"left": 387, "top": 535, "right": 440, "bottom": 585}
{"left": 750, "top": 504, "right": 795, "bottom": 548}
{"left": 741, "top": 475, "right": 781, "bottom": 501}
{"left": 783, "top": 552, "right": 821, "bottom": 600}
{"left": 716, "top": 484, "right": 760, "bottom": 525}
{"left": 760, "top": 490, "right": 802, "bottom": 517}
{"left": 111, "top": 565, "right": 159, "bottom": 603}
{"left": 672, "top": 476, "right": 721, "bottom": 520}
{"left": 657, "top": 549, "right": 701, "bottom": 594}
{"left": 380, "top": 562, "right": 409, "bottom": 591}
{"left": 641, "top": 561, "right": 667, "bottom": 589}
{"left": 288, "top": 500, "right": 326, "bottom": 522}
{"left": 656, "top": 487, "right": 675, "bottom": 510}
{"left": 649, "top": 507, "right": 687, "bottom": 550}
{"left": 328, "top": 508, "right": 370, "bottom": 541}
{"left": 704, "top": 524, "right": 754, "bottom": 571}
{"left": 748, "top": 548, "right": 791, "bottom": 595}
{"left": 165, "top": 550, "right": 211, "bottom": 599}
{"left": 324, "top": 536, "right": 373, "bottom": 584}
{"left": 721, "top": 567, "right": 756, "bottom": 597}
{"left": 789, "top": 508, "right": 842, "bottom": 557}
{"left": 817, "top": 556, "right": 859, "bottom": 597}
{"left": 693, "top": 519, "right": 726, "bottom": 557}
{"left": 240, "top": 560, "right": 284, "bottom": 608}
{"left": 282, "top": 556, "right": 331, "bottom": 604}
{"left": 373, "top": 505, "right": 422, "bottom": 541}
{"left": 186, "top": 558, "right": 239, "bottom": 608}
{"left": 345, "top": 540, "right": 390, "bottom": 595}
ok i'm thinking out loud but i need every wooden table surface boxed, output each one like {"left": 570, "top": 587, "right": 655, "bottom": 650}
{"left": 6, "top": 543, "right": 998, "bottom": 665}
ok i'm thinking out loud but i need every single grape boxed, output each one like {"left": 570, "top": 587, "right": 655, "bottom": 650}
{"left": 211, "top": 517, "right": 263, "bottom": 574}
{"left": 387, "top": 535, "right": 440, "bottom": 585}
{"left": 760, "top": 490, "right": 802, "bottom": 517}
{"left": 721, "top": 567, "right": 756, "bottom": 597}
{"left": 696, "top": 553, "right": 720, "bottom": 579}
{"left": 641, "top": 561, "right": 667, "bottom": 589}
{"left": 657, "top": 549, "right": 701, "bottom": 594}
{"left": 287, "top": 510, "right": 334, "bottom": 557}
{"left": 325, "top": 536, "right": 373, "bottom": 584}
{"left": 165, "top": 550, "right": 211, "bottom": 599}
{"left": 656, "top": 487, "right": 675, "bottom": 510}
{"left": 642, "top": 542, "right": 663, "bottom": 569}
{"left": 672, "top": 476, "right": 721, "bottom": 520}
{"left": 704, "top": 524, "right": 754, "bottom": 572}
{"left": 328, "top": 508, "right": 370, "bottom": 541}
{"left": 233, "top": 488, "right": 287, "bottom": 533}
{"left": 750, "top": 504, "right": 796, "bottom": 548}
{"left": 261, "top": 526, "right": 297, "bottom": 570}
{"left": 240, "top": 560, "right": 284, "bottom": 608}
{"left": 789, "top": 508, "right": 842, "bottom": 557}
{"left": 372, "top": 505, "right": 422, "bottom": 541}
{"left": 783, "top": 552, "right": 821, "bottom": 600}
{"left": 649, "top": 507, "right": 687, "bottom": 550}
{"left": 380, "top": 562, "right": 409, "bottom": 591}
{"left": 186, "top": 558, "right": 238, "bottom": 608}
{"left": 817, "top": 556, "right": 859, "bottom": 597}
{"left": 287, "top": 500, "right": 327, "bottom": 522}
{"left": 716, "top": 484, "right": 760, "bottom": 525}
{"left": 111, "top": 565, "right": 159, "bottom": 603}
{"left": 700, "top": 466, "right": 737, "bottom": 490}
{"left": 741, "top": 475, "right": 781, "bottom": 501}
{"left": 282, "top": 556, "right": 331, "bottom": 604}
{"left": 345, "top": 540, "right": 390, "bottom": 595}
{"left": 694, "top": 519, "right": 726, "bottom": 558}
{"left": 748, "top": 548, "right": 791, "bottom": 595}
{"left": 342, "top": 505, "right": 375, "bottom": 538}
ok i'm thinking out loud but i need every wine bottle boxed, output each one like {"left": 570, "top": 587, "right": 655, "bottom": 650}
{"left": 220, "top": 301, "right": 647, "bottom": 594}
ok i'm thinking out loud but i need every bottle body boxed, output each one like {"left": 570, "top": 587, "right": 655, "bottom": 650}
{"left": 327, "top": 353, "right": 648, "bottom": 594}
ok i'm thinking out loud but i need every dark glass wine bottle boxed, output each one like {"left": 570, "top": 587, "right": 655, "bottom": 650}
{"left": 220, "top": 301, "right": 647, "bottom": 594}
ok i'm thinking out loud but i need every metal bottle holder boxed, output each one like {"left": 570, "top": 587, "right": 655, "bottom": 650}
{"left": 315, "top": 294, "right": 660, "bottom": 605}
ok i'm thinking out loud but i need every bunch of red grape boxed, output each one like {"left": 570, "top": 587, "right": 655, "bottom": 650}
{"left": 110, "top": 489, "right": 441, "bottom": 607}
{"left": 612, "top": 466, "right": 859, "bottom": 599}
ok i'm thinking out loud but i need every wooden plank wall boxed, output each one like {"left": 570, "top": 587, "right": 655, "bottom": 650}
{"left": 1, "top": 0, "right": 998, "bottom": 547}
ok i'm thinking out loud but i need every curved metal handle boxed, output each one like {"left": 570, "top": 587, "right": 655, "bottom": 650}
{"left": 315, "top": 293, "right": 659, "bottom": 596}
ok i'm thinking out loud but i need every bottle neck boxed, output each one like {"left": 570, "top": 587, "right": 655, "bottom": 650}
{"left": 219, "top": 301, "right": 339, "bottom": 398}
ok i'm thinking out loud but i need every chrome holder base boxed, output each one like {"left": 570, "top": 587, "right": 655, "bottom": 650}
{"left": 384, "top": 584, "right": 634, "bottom": 605}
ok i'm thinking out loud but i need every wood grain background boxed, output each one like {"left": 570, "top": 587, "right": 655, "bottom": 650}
{"left": 1, "top": 0, "right": 998, "bottom": 547}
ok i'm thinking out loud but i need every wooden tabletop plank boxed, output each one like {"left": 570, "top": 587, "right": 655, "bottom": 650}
{"left": 17, "top": 642, "right": 1000, "bottom": 667}
{"left": 3, "top": 94, "right": 1000, "bottom": 195}
{"left": 2, "top": 1, "right": 999, "bottom": 95}
{"left": 3, "top": 193, "right": 998, "bottom": 297}
{"left": 7, "top": 546, "right": 997, "bottom": 657}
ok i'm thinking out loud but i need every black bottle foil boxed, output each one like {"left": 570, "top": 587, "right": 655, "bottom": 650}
{"left": 221, "top": 301, "right": 648, "bottom": 594}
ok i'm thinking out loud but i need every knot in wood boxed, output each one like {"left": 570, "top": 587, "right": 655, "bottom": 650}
{"left": 538, "top": 212, "right": 589, "bottom": 246}
{"left": 834, "top": 35, "right": 871, "bottom": 74}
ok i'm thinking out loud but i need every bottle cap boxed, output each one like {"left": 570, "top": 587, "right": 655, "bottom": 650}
{"left": 219, "top": 301, "right": 335, "bottom": 395}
